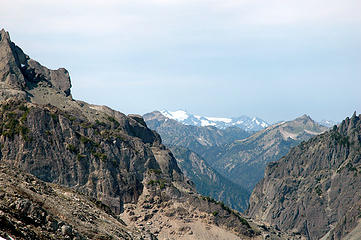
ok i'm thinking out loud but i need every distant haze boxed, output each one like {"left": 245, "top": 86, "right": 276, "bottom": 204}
{"left": 1, "top": 0, "right": 360, "bottom": 123}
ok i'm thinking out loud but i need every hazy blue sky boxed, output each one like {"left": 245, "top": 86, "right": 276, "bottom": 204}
{"left": 1, "top": 0, "right": 360, "bottom": 123}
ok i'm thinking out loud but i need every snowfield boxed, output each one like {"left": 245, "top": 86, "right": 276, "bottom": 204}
{"left": 160, "top": 110, "right": 269, "bottom": 131}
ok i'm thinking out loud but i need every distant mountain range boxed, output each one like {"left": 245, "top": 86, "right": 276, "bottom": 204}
{"left": 144, "top": 111, "right": 328, "bottom": 211}
{"left": 206, "top": 114, "right": 329, "bottom": 191}
{"left": 160, "top": 110, "right": 269, "bottom": 132}
{"left": 318, "top": 119, "right": 339, "bottom": 128}
{"left": 144, "top": 111, "right": 251, "bottom": 154}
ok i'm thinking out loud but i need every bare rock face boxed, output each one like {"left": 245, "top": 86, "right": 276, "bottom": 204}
{"left": 0, "top": 98, "right": 177, "bottom": 214}
{"left": 0, "top": 29, "right": 26, "bottom": 89}
{"left": 120, "top": 167, "right": 299, "bottom": 240}
{"left": 247, "top": 113, "right": 361, "bottom": 240}
{"left": 0, "top": 29, "right": 182, "bottom": 215}
{"left": 24, "top": 59, "right": 72, "bottom": 96}
{"left": 0, "top": 29, "right": 71, "bottom": 98}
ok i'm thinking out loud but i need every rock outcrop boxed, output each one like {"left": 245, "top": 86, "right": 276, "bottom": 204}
{"left": 0, "top": 98, "right": 181, "bottom": 214}
{"left": 0, "top": 29, "right": 71, "bottom": 98}
{"left": 247, "top": 113, "right": 361, "bottom": 240}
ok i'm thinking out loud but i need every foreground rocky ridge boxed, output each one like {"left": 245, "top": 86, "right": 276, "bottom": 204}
{"left": 0, "top": 164, "right": 295, "bottom": 240}
{"left": 248, "top": 113, "right": 361, "bottom": 240}
{"left": 0, "top": 29, "right": 287, "bottom": 239}
{"left": 0, "top": 164, "right": 151, "bottom": 239}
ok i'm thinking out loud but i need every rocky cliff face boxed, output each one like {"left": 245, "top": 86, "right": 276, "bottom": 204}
{"left": 247, "top": 113, "right": 361, "bottom": 240}
{"left": 0, "top": 29, "right": 273, "bottom": 239}
{"left": 0, "top": 98, "right": 182, "bottom": 214}
{"left": 0, "top": 29, "right": 70, "bottom": 98}
{"left": 0, "top": 28, "right": 186, "bottom": 215}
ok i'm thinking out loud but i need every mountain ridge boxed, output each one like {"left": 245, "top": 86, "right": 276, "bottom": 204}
{"left": 159, "top": 109, "right": 269, "bottom": 132}
{"left": 0, "top": 163, "right": 153, "bottom": 239}
{"left": 206, "top": 114, "right": 328, "bottom": 191}
{"left": 144, "top": 110, "right": 251, "bottom": 154}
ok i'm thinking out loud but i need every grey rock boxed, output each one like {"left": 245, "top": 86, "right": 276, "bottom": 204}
{"left": 0, "top": 29, "right": 71, "bottom": 97}
{"left": 0, "top": 29, "right": 26, "bottom": 89}
{"left": 61, "top": 225, "right": 72, "bottom": 236}
{"left": 0, "top": 164, "right": 149, "bottom": 239}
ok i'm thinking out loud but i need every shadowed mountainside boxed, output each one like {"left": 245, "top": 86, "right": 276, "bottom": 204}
{"left": 169, "top": 146, "right": 250, "bottom": 212}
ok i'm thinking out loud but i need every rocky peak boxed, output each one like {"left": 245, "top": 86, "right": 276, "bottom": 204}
{"left": 0, "top": 29, "right": 71, "bottom": 98}
{"left": 143, "top": 111, "right": 169, "bottom": 122}
{"left": 0, "top": 29, "right": 26, "bottom": 89}
{"left": 296, "top": 114, "right": 312, "bottom": 121}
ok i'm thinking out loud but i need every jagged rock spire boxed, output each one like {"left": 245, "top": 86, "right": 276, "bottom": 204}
{"left": 0, "top": 29, "right": 72, "bottom": 98}
{"left": 0, "top": 29, "right": 27, "bottom": 89}
{"left": 352, "top": 111, "right": 357, "bottom": 118}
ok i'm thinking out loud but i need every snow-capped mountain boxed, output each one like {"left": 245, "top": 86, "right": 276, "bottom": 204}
{"left": 160, "top": 110, "right": 269, "bottom": 132}
{"left": 318, "top": 119, "right": 339, "bottom": 128}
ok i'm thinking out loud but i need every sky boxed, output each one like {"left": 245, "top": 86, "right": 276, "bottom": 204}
{"left": 1, "top": 0, "right": 360, "bottom": 123}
